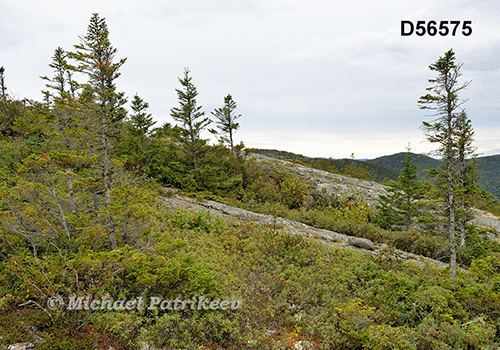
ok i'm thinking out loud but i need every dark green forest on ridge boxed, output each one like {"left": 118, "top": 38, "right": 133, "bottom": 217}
{"left": 1, "top": 13, "right": 500, "bottom": 350}
{"left": 251, "top": 149, "right": 500, "bottom": 200}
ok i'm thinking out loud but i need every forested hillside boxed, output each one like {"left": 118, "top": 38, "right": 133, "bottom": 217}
{"left": 1, "top": 14, "right": 500, "bottom": 350}
{"left": 369, "top": 153, "right": 500, "bottom": 200}
{"left": 367, "top": 152, "right": 442, "bottom": 178}
{"left": 476, "top": 155, "right": 500, "bottom": 200}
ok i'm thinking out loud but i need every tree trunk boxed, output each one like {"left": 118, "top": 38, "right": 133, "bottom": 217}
{"left": 458, "top": 143, "right": 467, "bottom": 247}
{"left": 446, "top": 105, "right": 457, "bottom": 281}
{"left": 229, "top": 129, "right": 234, "bottom": 156}
{"left": 448, "top": 184, "right": 457, "bottom": 281}
{"left": 102, "top": 112, "right": 117, "bottom": 249}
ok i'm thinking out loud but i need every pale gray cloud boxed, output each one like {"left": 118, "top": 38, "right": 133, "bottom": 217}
{"left": 1, "top": 0, "right": 499, "bottom": 158}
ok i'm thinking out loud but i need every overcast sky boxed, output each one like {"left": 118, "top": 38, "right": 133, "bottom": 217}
{"left": 2, "top": 0, "right": 499, "bottom": 158}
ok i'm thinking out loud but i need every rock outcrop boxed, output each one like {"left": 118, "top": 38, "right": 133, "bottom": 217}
{"left": 248, "top": 153, "right": 500, "bottom": 236}
{"left": 160, "top": 152, "right": 499, "bottom": 272}
{"left": 249, "top": 153, "right": 387, "bottom": 208}
{"left": 162, "top": 194, "right": 450, "bottom": 269}
{"left": 7, "top": 343, "right": 35, "bottom": 350}
{"left": 348, "top": 237, "right": 374, "bottom": 250}
{"left": 471, "top": 209, "right": 500, "bottom": 235}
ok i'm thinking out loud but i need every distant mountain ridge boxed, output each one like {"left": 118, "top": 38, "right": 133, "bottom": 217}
{"left": 251, "top": 149, "right": 500, "bottom": 200}
{"left": 369, "top": 153, "right": 500, "bottom": 200}
{"left": 367, "top": 152, "right": 442, "bottom": 179}
{"left": 249, "top": 149, "right": 399, "bottom": 183}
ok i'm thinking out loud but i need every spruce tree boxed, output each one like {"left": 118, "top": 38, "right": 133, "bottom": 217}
{"left": 344, "top": 153, "right": 373, "bottom": 180}
{"left": 0, "top": 67, "right": 19, "bottom": 136}
{"left": 418, "top": 49, "right": 471, "bottom": 280}
{"left": 375, "top": 147, "right": 427, "bottom": 230}
{"left": 69, "top": 13, "right": 127, "bottom": 249}
{"left": 130, "top": 94, "right": 155, "bottom": 138}
{"left": 41, "top": 47, "right": 80, "bottom": 149}
{"left": 170, "top": 68, "right": 210, "bottom": 168}
{"left": 41, "top": 47, "right": 72, "bottom": 104}
{"left": 455, "top": 110, "right": 479, "bottom": 247}
{"left": 210, "top": 94, "right": 241, "bottom": 154}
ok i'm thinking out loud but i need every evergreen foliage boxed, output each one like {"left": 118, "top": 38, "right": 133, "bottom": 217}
{"left": 455, "top": 110, "right": 481, "bottom": 246}
{"left": 370, "top": 152, "right": 500, "bottom": 203}
{"left": 1, "top": 17, "right": 500, "bottom": 350}
{"left": 0, "top": 66, "right": 7, "bottom": 98}
{"left": 418, "top": 49, "right": 474, "bottom": 280}
{"left": 170, "top": 68, "right": 210, "bottom": 169}
{"left": 210, "top": 93, "right": 241, "bottom": 154}
{"left": 368, "top": 152, "right": 442, "bottom": 179}
{"left": 343, "top": 153, "right": 374, "bottom": 180}
{"left": 129, "top": 94, "right": 155, "bottom": 138}
{"left": 375, "top": 149, "right": 430, "bottom": 230}
{"left": 475, "top": 155, "right": 500, "bottom": 200}
{"left": 251, "top": 149, "right": 393, "bottom": 181}
{"left": 40, "top": 47, "right": 76, "bottom": 105}
{"left": 70, "top": 13, "right": 128, "bottom": 249}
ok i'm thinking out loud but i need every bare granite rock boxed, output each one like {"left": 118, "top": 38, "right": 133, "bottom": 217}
{"left": 471, "top": 209, "right": 500, "bottom": 236}
{"left": 159, "top": 152, "right": 500, "bottom": 271}
{"left": 7, "top": 343, "right": 34, "bottom": 350}
{"left": 248, "top": 153, "right": 500, "bottom": 235}
{"left": 248, "top": 153, "right": 388, "bottom": 209}
{"left": 162, "top": 195, "right": 451, "bottom": 269}
{"left": 348, "top": 237, "right": 374, "bottom": 250}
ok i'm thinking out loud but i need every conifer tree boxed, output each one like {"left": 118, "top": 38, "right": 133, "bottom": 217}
{"left": 69, "top": 13, "right": 127, "bottom": 249}
{"left": 455, "top": 110, "right": 479, "bottom": 247}
{"left": 344, "top": 153, "right": 373, "bottom": 180}
{"left": 41, "top": 47, "right": 77, "bottom": 105}
{"left": 41, "top": 47, "right": 69, "bottom": 103}
{"left": 129, "top": 94, "right": 155, "bottom": 140}
{"left": 418, "top": 49, "right": 471, "bottom": 280}
{"left": 210, "top": 94, "right": 241, "bottom": 154}
{"left": 170, "top": 68, "right": 210, "bottom": 168}
{"left": 375, "top": 147, "right": 427, "bottom": 230}
{"left": 41, "top": 47, "right": 80, "bottom": 150}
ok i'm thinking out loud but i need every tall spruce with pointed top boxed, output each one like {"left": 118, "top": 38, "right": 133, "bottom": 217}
{"left": 129, "top": 94, "right": 155, "bottom": 139}
{"left": 69, "top": 13, "right": 127, "bottom": 249}
{"left": 210, "top": 94, "right": 241, "bottom": 154}
{"left": 170, "top": 68, "right": 210, "bottom": 168}
{"left": 418, "top": 49, "right": 471, "bottom": 280}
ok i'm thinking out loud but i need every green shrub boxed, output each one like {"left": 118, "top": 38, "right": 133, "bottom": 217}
{"left": 364, "top": 325, "right": 416, "bottom": 350}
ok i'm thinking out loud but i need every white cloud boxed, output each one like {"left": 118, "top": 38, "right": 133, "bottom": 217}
{"left": 1, "top": 0, "right": 499, "bottom": 158}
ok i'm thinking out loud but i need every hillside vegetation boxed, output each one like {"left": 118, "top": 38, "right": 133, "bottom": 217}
{"left": 253, "top": 148, "right": 500, "bottom": 204}
{"left": 367, "top": 152, "right": 442, "bottom": 179}
{"left": 250, "top": 148, "right": 400, "bottom": 182}
{"left": 1, "top": 14, "right": 500, "bottom": 350}
{"left": 475, "top": 155, "right": 500, "bottom": 200}
{"left": 370, "top": 153, "right": 500, "bottom": 201}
